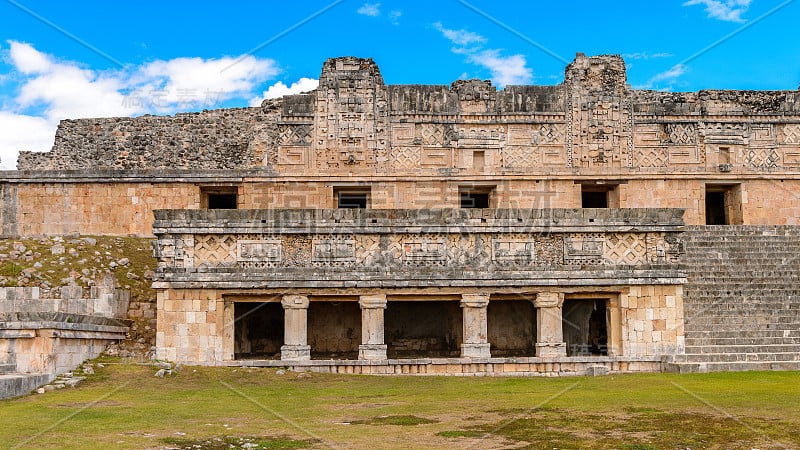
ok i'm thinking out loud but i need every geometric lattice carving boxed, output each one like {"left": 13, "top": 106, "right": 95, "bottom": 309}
{"left": 502, "top": 146, "right": 539, "bottom": 168}
{"left": 663, "top": 123, "right": 696, "bottom": 144}
{"left": 746, "top": 147, "right": 780, "bottom": 169}
{"left": 635, "top": 147, "right": 668, "bottom": 167}
{"left": 420, "top": 124, "right": 457, "bottom": 146}
{"left": 277, "top": 124, "right": 312, "bottom": 146}
{"left": 194, "top": 235, "right": 237, "bottom": 264}
{"left": 390, "top": 146, "right": 421, "bottom": 169}
{"left": 532, "top": 123, "right": 565, "bottom": 144}
{"left": 604, "top": 233, "right": 647, "bottom": 264}
{"left": 780, "top": 124, "right": 800, "bottom": 144}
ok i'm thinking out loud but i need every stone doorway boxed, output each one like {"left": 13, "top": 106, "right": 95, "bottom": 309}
{"left": 385, "top": 301, "right": 462, "bottom": 358}
{"left": 488, "top": 300, "right": 537, "bottom": 357}
{"left": 562, "top": 299, "right": 608, "bottom": 356}
{"left": 234, "top": 302, "right": 283, "bottom": 360}
{"left": 308, "top": 301, "right": 361, "bottom": 360}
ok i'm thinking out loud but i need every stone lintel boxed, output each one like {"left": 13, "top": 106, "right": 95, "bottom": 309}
{"left": 534, "top": 292, "right": 564, "bottom": 309}
{"left": 280, "top": 345, "right": 311, "bottom": 361}
{"left": 359, "top": 293, "right": 387, "bottom": 309}
{"left": 460, "top": 293, "right": 490, "bottom": 308}
{"left": 281, "top": 294, "right": 310, "bottom": 309}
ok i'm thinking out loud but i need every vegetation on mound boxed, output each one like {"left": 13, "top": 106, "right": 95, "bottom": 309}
{"left": 0, "top": 235, "right": 158, "bottom": 355}
{"left": 0, "top": 236, "right": 155, "bottom": 300}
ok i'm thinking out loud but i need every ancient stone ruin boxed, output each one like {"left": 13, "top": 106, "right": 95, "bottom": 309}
{"left": 2, "top": 54, "right": 799, "bottom": 383}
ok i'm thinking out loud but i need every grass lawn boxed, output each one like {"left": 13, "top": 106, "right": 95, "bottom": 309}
{"left": 1, "top": 361, "right": 799, "bottom": 449}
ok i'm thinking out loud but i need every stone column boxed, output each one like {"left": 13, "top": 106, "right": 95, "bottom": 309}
{"left": 534, "top": 292, "right": 566, "bottom": 357}
{"left": 281, "top": 295, "right": 311, "bottom": 361}
{"left": 460, "top": 293, "right": 491, "bottom": 358}
{"left": 359, "top": 294, "right": 387, "bottom": 360}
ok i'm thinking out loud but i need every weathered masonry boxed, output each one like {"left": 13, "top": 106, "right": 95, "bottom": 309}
{"left": 3, "top": 54, "right": 800, "bottom": 374}
{"left": 152, "top": 208, "right": 685, "bottom": 373}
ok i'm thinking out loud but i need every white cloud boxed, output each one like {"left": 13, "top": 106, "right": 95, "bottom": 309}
{"left": 467, "top": 50, "right": 532, "bottom": 86}
{"left": 389, "top": 10, "right": 402, "bottom": 25}
{"left": 0, "top": 112, "right": 56, "bottom": 168}
{"left": 683, "top": 0, "right": 752, "bottom": 22}
{"left": 357, "top": 3, "right": 381, "bottom": 17}
{"left": 249, "top": 77, "right": 319, "bottom": 106}
{"left": 623, "top": 52, "right": 674, "bottom": 60}
{"left": 8, "top": 41, "right": 52, "bottom": 74}
{"left": 134, "top": 56, "right": 279, "bottom": 112}
{"left": 640, "top": 64, "right": 687, "bottom": 90}
{"left": 0, "top": 40, "right": 285, "bottom": 169}
{"left": 433, "top": 22, "right": 531, "bottom": 87}
{"left": 433, "top": 22, "right": 487, "bottom": 47}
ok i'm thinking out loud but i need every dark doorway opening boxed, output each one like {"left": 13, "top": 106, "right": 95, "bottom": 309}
{"left": 335, "top": 187, "right": 370, "bottom": 209}
{"left": 385, "top": 301, "right": 462, "bottom": 358}
{"left": 208, "top": 193, "right": 238, "bottom": 209}
{"left": 460, "top": 192, "right": 489, "bottom": 208}
{"left": 562, "top": 299, "right": 608, "bottom": 356}
{"left": 201, "top": 186, "right": 239, "bottom": 209}
{"left": 487, "top": 300, "right": 537, "bottom": 357}
{"left": 705, "top": 184, "right": 743, "bottom": 225}
{"left": 234, "top": 302, "right": 283, "bottom": 359}
{"left": 705, "top": 190, "right": 727, "bottom": 225}
{"left": 459, "top": 185, "right": 494, "bottom": 208}
{"left": 581, "top": 190, "right": 608, "bottom": 208}
{"left": 308, "top": 302, "right": 361, "bottom": 359}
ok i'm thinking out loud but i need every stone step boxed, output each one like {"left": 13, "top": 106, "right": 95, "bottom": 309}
{"left": 684, "top": 344, "right": 800, "bottom": 354}
{"left": 685, "top": 337, "right": 800, "bottom": 346}
{"left": 0, "top": 364, "right": 15, "bottom": 375}
{"left": 683, "top": 302, "right": 800, "bottom": 309}
{"left": 684, "top": 329, "right": 800, "bottom": 338}
{"left": 683, "top": 319, "right": 800, "bottom": 327}
{"left": 666, "top": 361, "right": 800, "bottom": 373}
{"left": 674, "top": 352, "right": 800, "bottom": 363}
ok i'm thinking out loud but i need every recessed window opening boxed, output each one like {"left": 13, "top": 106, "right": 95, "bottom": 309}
{"left": 201, "top": 186, "right": 238, "bottom": 209}
{"left": 580, "top": 183, "right": 620, "bottom": 208}
{"left": 459, "top": 186, "right": 494, "bottom": 208}
{"left": 335, "top": 187, "right": 370, "bottom": 209}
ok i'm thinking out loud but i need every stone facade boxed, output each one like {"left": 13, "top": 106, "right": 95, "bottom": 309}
{"left": 2, "top": 54, "right": 800, "bottom": 374}
{"left": 151, "top": 208, "right": 686, "bottom": 374}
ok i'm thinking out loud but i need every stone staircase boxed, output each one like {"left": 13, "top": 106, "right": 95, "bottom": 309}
{"left": 671, "top": 226, "right": 800, "bottom": 372}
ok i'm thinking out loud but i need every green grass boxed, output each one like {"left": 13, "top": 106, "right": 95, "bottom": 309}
{"left": 1, "top": 362, "right": 799, "bottom": 449}
{"left": 351, "top": 415, "right": 438, "bottom": 426}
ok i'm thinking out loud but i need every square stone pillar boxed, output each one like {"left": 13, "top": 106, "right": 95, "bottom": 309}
{"left": 281, "top": 294, "right": 311, "bottom": 361}
{"left": 359, "top": 294, "right": 387, "bottom": 360}
{"left": 461, "top": 293, "right": 491, "bottom": 358}
{"left": 534, "top": 292, "right": 567, "bottom": 357}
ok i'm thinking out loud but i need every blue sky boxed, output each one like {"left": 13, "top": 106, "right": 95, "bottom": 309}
{"left": 0, "top": 0, "right": 798, "bottom": 168}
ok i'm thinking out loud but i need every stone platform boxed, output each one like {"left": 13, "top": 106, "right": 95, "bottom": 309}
{"left": 213, "top": 356, "right": 664, "bottom": 376}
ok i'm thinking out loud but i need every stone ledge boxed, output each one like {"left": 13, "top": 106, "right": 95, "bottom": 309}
{"left": 0, "top": 321, "right": 129, "bottom": 335}
{"left": 153, "top": 208, "right": 685, "bottom": 232}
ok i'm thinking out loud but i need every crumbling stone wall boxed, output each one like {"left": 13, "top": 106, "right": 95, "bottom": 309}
{"left": 17, "top": 103, "right": 282, "bottom": 171}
